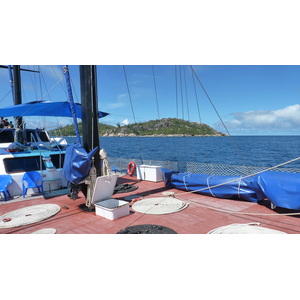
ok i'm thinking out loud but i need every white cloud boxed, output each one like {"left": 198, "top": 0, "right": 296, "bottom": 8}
{"left": 117, "top": 93, "right": 128, "bottom": 100}
{"left": 215, "top": 104, "right": 300, "bottom": 133}
{"left": 107, "top": 102, "right": 126, "bottom": 109}
{"left": 25, "top": 117, "right": 73, "bottom": 130}
{"left": 121, "top": 119, "right": 130, "bottom": 125}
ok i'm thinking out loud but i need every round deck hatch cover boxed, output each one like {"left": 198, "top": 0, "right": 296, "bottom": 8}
{"left": 132, "top": 197, "right": 188, "bottom": 215}
{"left": 117, "top": 224, "right": 177, "bottom": 234}
{"left": 0, "top": 204, "right": 60, "bottom": 228}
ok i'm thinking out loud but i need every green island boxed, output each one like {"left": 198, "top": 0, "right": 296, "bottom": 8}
{"left": 51, "top": 118, "right": 226, "bottom": 137}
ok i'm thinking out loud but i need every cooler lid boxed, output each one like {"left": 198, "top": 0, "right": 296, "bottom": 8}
{"left": 91, "top": 174, "right": 118, "bottom": 204}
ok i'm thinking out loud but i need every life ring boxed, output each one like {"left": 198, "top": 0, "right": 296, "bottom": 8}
{"left": 127, "top": 161, "right": 136, "bottom": 176}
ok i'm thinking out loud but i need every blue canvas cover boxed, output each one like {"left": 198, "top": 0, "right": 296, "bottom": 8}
{"left": 161, "top": 168, "right": 179, "bottom": 188}
{"left": 161, "top": 168, "right": 300, "bottom": 210}
{"left": 162, "top": 169, "right": 259, "bottom": 202}
{"left": 254, "top": 171, "right": 300, "bottom": 210}
{"left": 62, "top": 144, "right": 98, "bottom": 185}
{"left": 0, "top": 101, "right": 109, "bottom": 119}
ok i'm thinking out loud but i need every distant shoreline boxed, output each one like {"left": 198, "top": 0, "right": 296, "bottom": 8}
{"left": 65, "top": 134, "right": 226, "bottom": 137}
{"left": 99, "top": 134, "right": 227, "bottom": 137}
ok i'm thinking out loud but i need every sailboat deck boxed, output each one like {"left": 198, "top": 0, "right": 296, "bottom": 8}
{"left": 1, "top": 174, "right": 300, "bottom": 234}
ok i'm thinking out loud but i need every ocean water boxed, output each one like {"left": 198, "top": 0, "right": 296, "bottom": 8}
{"left": 67, "top": 136, "right": 300, "bottom": 169}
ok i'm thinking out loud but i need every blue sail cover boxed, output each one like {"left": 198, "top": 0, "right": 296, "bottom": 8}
{"left": 161, "top": 168, "right": 300, "bottom": 209}
{"left": 254, "top": 171, "right": 300, "bottom": 210}
{"left": 167, "top": 171, "right": 259, "bottom": 202}
{"left": 0, "top": 101, "right": 109, "bottom": 118}
{"left": 62, "top": 144, "right": 98, "bottom": 185}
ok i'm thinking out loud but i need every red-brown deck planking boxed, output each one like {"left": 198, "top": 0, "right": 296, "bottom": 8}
{"left": 1, "top": 175, "right": 300, "bottom": 234}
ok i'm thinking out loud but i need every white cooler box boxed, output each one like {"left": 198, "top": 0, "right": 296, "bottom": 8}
{"left": 136, "top": 165, "right": 163, "bottom": 182}
{"left": 91, "top": 174, "right": 130, "bottom": 220}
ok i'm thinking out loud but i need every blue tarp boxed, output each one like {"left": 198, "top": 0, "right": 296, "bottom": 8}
{"left": 168, "top": 171, "right": 259, "bottom": 202}
{"left": 62, "top": 144, "right": 98, "bottom": 185}
{"left": 0, "top": 101, "right": 109, "bottom": 119}
{"left": 161, "top": 168, "right": 300, "bottom": 209}
{"left": 254, "top": 171, "right": 300, "bottom": 210}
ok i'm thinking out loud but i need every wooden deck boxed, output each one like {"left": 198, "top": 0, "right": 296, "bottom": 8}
{"left": 1, "top": 174, "right": 300, "bottom": 234}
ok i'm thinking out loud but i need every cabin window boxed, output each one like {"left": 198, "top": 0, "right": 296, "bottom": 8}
{"left": 4, "top": 156, "right": 46, "bottom": 173}
{"left": 38, "top": 131, "right": 50, "bottom": 142}
{"left": 26, "top": 130, "right": 37, "bottom": 142}
{"left": 50, "top": 153, "right": 65, "bottom": 169}
{"left": 0, "top": 131, "right": 14, "bottom": 143}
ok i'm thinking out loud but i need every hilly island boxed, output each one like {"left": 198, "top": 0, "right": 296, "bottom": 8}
{"left": 54, "top": 118, "right": 226, "bottom": 137}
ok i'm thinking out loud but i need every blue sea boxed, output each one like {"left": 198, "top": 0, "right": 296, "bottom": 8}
{"left": 68, "top": 136, "right": 300, "bottom": 169}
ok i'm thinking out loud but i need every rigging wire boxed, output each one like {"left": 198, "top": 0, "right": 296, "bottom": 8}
{"left": 191, "top": 68, "right": 202, "bottom": 123}
{"left": 189, "top": 65, "right": 248, "bottom": 169}
{"left": 179, "top": 66, "right": 184, "bottom": 119}
{"left": 50, "top": 65, "right": 68, "bottom": 99}
{"left": 175, "top": 66, "right": 178, "bottom": 119}
{"left": 122, "top": 65, "right": 144, "bottom": 163}
{"left": 38, "top": 77, "right": 65, "bottom": 101}
{"left": 4, "top": 66, "right": 66, "bottom": 130}
{"left": 38, "top": 66, "right": 43, "bottom": 100}
{"left": 152, "top": 66, "right": 160, "bottom": 119}
{"left": 26, "top": 65, "right": 39, "bottom": 101}
{"left": 183, "top": 66, "right": 190, "bottom": 121}
{"left": 176, "top": 66, "right": 187, "bottom": 171}
{"left": 190, "top": 65, "right": 230, "bottom": 134}
{"left": 190, "top": 66, "right": 210, "bottom": 170}
{"left": 0, "top": 90, "right": 12, "bottom": 104}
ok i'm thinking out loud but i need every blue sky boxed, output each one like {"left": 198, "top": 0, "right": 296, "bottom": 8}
{"left": 1, "top": 65, "right": 300, "bottom": 135}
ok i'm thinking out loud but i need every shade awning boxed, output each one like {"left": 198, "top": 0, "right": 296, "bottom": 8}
{"left": 0, "top": 101, "right": 109, "bottom": 118}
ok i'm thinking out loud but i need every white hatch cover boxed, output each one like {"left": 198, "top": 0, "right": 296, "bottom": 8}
{"left": 91, "top": 174, "right": 118, "bottom": 204}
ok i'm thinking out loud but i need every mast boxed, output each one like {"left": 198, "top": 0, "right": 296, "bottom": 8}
{"left": 12, "top": 65, "right": 23, "bottom": 130}
{"left": 79, "top": 65, "right": 101, "bottom": 177}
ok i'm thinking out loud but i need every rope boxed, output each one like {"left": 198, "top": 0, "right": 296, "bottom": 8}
{"left": 139, "top": 190, "right": 300, "bottom": 217}
{"left": 183, "top": 173, "right": 190, "bottom": 191}
{"left": 206, "top": 176, "right": 216, "bottom": 197}
{"left": 175, "top": 194, "right": 300, "bottom": 216}
{"left": 100, "top": 148, "right": 111, "bottom": 175}
{"left": 85, "top": 165, "right": 97, "bottom": 209}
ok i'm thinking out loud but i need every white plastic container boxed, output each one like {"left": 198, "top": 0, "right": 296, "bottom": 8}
{"left": 136, "top": 165, "right": 163, "bottom": 182}
{"left": 94, "top": 199, "right": 130, "bottom": 220}
{"left": 91, "top": 174, "right": 130, "bottom": 220}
